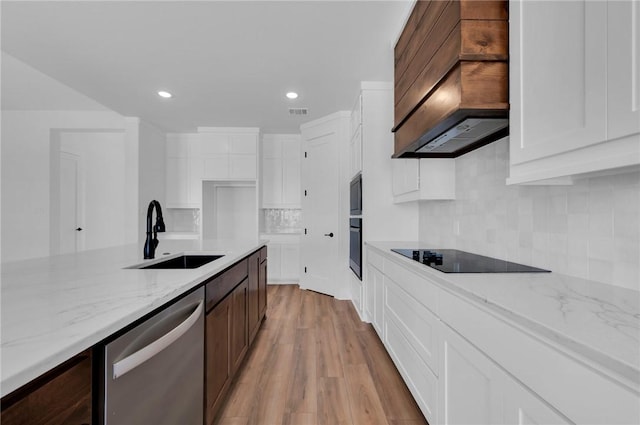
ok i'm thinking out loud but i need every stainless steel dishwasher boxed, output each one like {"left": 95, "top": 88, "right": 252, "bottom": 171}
{"left": 102, "top": 287, "right": 204, "bottom": 425}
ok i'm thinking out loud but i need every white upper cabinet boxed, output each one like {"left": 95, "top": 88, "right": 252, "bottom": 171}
{"left": 607, "top": 0, "right": 640, "bottom": 141}
{"left": 198, "top": 129, "right": 258, "bottom": 180}
{"left": 392, "top": 159, "right": 455, "bottom": 203}
{"left": 508, "top": 0, "right": 640, "bottom": 184}
{"left": 165, "top": 129, "right": 258, "bottom": 208}
{"left": 261, "top": 134, "right": 301, "bottom": 208}
{"left": 349, "top": 94, "right": 363, "bottom": 179}
{"left": 165, "top": 133, "right": 201, "bottom": 208}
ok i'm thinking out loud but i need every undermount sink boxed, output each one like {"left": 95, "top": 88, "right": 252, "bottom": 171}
{"left": 132, "top": 255, "right": 224, "bottom": 269}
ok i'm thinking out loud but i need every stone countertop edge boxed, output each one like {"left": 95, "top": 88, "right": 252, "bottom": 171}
{"left": 365, "top": 241, "right": 640, "bottom": 392}
{"left": 0, "top": 239, "right": 267, "bottom": 398}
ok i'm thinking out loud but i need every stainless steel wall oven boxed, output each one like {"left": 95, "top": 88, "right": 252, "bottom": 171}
{"left": 349, "top": 218, "right": 362, "bottom": 280}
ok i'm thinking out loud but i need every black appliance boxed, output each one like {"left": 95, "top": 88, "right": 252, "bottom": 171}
{"left": 350, "top": 218, "right": 362, "bottom": 280}
{"left": 391, "top": 249, "right": 550, "bottom": 273}
{"left": 350, "top": 174, "right": 362, "bottom": 215}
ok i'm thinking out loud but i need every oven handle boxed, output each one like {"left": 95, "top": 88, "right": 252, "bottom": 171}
{"left": 112, "top": 299, "right": 204, "bottom": 379}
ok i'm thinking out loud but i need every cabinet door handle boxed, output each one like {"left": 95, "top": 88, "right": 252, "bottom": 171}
{"left": 112, "top": 300, "right": 203, "bottom": 379}
{"left": 324, "top": 232, "right": 334, "bottom": 238}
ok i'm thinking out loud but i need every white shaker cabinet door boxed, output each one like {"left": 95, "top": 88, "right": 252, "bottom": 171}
{"left": 262, "top": 156, "right": 283, "bottom": 206}
{"left": 266, "top": 243, "right": 282, "bottom": 282}
{"left": 282, "top": 153, "right": 301, "bottom": 206}
{"left": 607, "top": 0, "right": 640, "bottom": 141}
{"left": 364, "top": 264, "right": 376, "bottom": 326}
{"left": 201, "top": 155, "right": 229, "bottom": 180}
{"left": 509, "top": 0, "right": 607, "bottom": 165}
{"left": 439, "top": 324, "right": 505, "bottom": 425}
{"left": 280, "top": 243, "right": 300, "bottom": 281}
{"left": 230, "top": 155, "right": 257, "bottom": 179}
{"left": 166, "top": 157, "right": 189, "bottom": 207}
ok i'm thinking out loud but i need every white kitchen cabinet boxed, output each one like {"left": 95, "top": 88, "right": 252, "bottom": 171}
{"left": 364, "top": 249, "right": 385, "bottom": 337}
{"left": 508, "top": 0, "right": 640, "bottom": 184}
{"left": 384, "top": 304, "right": 439, "bottom": 425}
{"left": 607, "top": 0, "right": 640, "bottom": 142}
{"left": 349, "top": 94, "right": 363, "bottom": 179}
{"left": 165, "top": 133, "right": 201, "bottom": 208}
{"left": 281, "top": 139, "right": 301, "bottom": 206}
{"left": 263, "top": 234, "right": 300, "bottom": 283}
{"left": 280, "top": 243, "right": 300, "bottom": 280}
{"left": 439, "top": 323, "right": 504, "bottom": 425}
{"left": 198, "top": 128, "right": 258, "bottom": 181}
{"left": 440, "top": 323, "right": 572, "bottom": 425}
{"left": 503, "top": 378, "right": 573, "bottom": 425}
{"left": 392, "top": 159, "right": 455, "bottom": 203}
{"left": 166, "top": 157, "right": 189, "bottom": 206}
{"left": 349, "top": 94, "right": 362, "bottom": 137}
{"left": 349, "top": 125, "right": 362, "bottom": 179}
{"left": 261, "top": 134, "right": 301, "bottom": 208}
{"left": 365, "top": 245, "right": 638, "bottom": 425}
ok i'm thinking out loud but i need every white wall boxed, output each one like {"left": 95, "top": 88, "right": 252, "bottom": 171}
{"left": 418, "top": 137, "right": 640, "bottom": 291}
{"left": 57, "top": 131, "right": 128, "bottom": 251}
{"left": 1, "top": 53, "right": 144, "bottom": 262}
{"left": 138, "top": 120, "right": 167, "bottom": 239}
{"left": 1, "top": 111, "right": 137, "bottom": 262}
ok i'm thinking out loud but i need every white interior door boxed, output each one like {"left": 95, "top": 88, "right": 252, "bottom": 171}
{"left": 300, "top": 125, "right": 341, "bottom": 297}
{"left": 59, "top": 151, "right": 82, "bottom": 254}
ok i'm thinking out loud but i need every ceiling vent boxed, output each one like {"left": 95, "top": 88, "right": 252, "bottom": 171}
{"left": 289, "top": 108, "right": 308, "bottom": 116}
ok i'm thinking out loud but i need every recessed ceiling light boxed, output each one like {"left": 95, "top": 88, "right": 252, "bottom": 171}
{"left": 157, "top": 91, "right": 172, "bottom": 98}
{"left": 286, "top": 92, "right": 298, "bottom": 99}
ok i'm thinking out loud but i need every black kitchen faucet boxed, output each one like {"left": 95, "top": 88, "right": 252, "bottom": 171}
{"left": 143, "top": 200, "right": 166, "bottom": 259}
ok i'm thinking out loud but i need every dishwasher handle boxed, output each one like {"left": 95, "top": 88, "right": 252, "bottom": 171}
{"left": 112, "top": 299, "right": 204, "bottom": 380}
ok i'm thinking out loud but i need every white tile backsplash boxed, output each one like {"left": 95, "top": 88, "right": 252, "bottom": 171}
{"left": 418, "top": 137, "right": 640, "bottom": 290}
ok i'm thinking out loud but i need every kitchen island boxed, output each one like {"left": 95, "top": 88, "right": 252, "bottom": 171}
{"left": 0, "top": 239, "right": 266, "bottom": 399}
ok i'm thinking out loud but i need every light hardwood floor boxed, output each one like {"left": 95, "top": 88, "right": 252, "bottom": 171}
{"left": 215, "top": 284, "right": 429, "bottom": 425}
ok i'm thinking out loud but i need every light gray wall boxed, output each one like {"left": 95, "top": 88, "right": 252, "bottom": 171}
{"left": 418, "top": 137, "right": 640, "bottom": 291}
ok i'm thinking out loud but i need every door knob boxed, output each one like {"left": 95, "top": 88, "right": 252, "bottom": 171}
{"left": 324, "top": 232, "right": 334, "bottom": 238}
{"left": 76, "top": 227, "right": 83, "bottom": 231}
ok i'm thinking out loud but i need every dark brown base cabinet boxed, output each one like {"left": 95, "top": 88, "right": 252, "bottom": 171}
{"left": 248, "top": 246, "right": 268, "bottom": 344}
{"left": 258, "top": 247, "right": 267, "bottom": 320}
{"left": 0, "top": 351, "right": 92, "bottom": 425}
{"left": 205, "top": 247, "right": 266, "bottom": 425}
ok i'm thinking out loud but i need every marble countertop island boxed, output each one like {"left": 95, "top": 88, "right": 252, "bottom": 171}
{"left": 0, "top": 239, "right": 266, "bottom": 398}
{"left": 367, "top": 241, "right": 640, "bottom": 391}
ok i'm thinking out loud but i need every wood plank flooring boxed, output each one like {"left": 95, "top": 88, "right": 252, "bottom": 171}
{"left": 215, "top": 285, "right": 428, "bottom": 425}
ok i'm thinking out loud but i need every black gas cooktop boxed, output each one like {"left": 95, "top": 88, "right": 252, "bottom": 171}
{"left": 391, "top": 249, "right": 550, "bottom": 273}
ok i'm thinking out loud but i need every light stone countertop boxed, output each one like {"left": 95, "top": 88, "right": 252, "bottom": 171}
{"left": 366, "top": 241, "right": 640, "bottom": 392}
{"left": 0, "top": 239, "right": 266, "bottom": 398}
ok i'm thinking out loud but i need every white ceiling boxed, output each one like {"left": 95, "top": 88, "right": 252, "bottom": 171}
{"left": 1, "top": 1, "right": 411, "bottom": 134}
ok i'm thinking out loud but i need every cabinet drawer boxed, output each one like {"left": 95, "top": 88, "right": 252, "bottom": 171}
{"left": 206, "top": 259, "right": 248, "bottom": 312}
{"left": 385, "top": 277, "right": 439, "bottom": 376}
{"left": 384, "top": 257, "right": 438, "bottom": 315}
{"left": 384, "top": 313, "right": 438, "bottom": 425}
{"left": 439, "top": 289, "right": 640, "bottom": 425}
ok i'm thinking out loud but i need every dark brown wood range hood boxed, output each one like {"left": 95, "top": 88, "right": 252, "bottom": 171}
{"left": 392, "top": 0, "right": 509, "bottom": 158}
